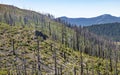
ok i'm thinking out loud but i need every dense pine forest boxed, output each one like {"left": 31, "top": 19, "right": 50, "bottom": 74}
{"left": 85, "top": 23, "right": 120, "bottom": 41}
{"left": 0, "top": 4, "right": 120, "bottom": 75}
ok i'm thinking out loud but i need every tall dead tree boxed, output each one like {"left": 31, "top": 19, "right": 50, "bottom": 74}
{"left": 61, "top": 24, "right": 67, "bottom": 45}
{"left": 54, "top": 48, "right": 57, "bottom": 75}
{"left": 60, "top": 65, "right": 62, "bottom": 75}
{"left": 80, "top": 30, "right": 85, "bottom": 75}
{"left": 51, "top": 30, "right": 58, "bottom": 75}
{"left": 34, "top": 19, "right": 42, "bottom": 75}
{"left": 48, "top": 22, "right": 51, "bottom": 36}
{"left": 109, "top": 43, "right": 113, "bottom": 72}
{"left": 37, "top": 38, "right": 42, "bottom": 75}
{"left": 114, "top": 44, "right": 118, "bottom": 75}
{"left": 11, "top": 28, "right": 20, "bottom": 75}
{"left": 22, "top": 54, "right": 27, "bottom": 75}
{"left": 74, "top": 67, "right": 77, "bottom": 75}
{"left": 80, "top": 51, "right": 83, "bottom": 75}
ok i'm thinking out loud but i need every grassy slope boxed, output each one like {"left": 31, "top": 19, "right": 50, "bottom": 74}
{"left": 0, "top": 23, "right": 120, "bottom": 75}
{"left": 0, "top": 4, "right": 120, "bottom": 75}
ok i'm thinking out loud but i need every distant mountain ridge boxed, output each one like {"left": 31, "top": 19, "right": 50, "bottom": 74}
{"left": 59, "top": 14, "right": 120, "bottom": 26}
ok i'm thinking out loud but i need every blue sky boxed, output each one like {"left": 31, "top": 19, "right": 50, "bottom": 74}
{"left": 0, "top": 0, "right": 120, "bottom": 18}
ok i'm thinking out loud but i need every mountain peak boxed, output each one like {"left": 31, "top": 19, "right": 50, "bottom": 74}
{"left": 98, "top": 14, "right": 113, "bottom": 18}
{"left": 100, "top": 14, "right": 112, "bottom": 16}
{"left": 59, "top": 14, "right": 120, "bottom": 26}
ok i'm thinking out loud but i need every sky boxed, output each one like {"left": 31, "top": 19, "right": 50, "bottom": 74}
{"left": 0, "top": 0, "right": 120, "bottom": 18}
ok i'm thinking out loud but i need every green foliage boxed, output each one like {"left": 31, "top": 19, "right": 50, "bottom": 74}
{"left": 0, "top": 4, "right": 120, "bottom": 75}
{"left": 1, "top": 22, "right": 119, "bottom": 75}
{"left": 86, "top": 22, "right": 120, "bottom": 41}
{"left": 0, "top": 69, "right": 8, "bottom": 75}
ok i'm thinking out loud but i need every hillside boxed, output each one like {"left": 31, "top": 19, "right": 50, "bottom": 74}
{"left": 0, "top": 4, "right": 120, "bottom": 75}
{"left": 59, "top": 14, "right": 120, "bottom": 26}
{"left": 0, "top": 4, "right": 53, "bottom": 26}
{"left": 0, "top": 22, "right": 120, "bottom": 75}
{"left": 85, "top": 23, "right": 120, "bottom": 41}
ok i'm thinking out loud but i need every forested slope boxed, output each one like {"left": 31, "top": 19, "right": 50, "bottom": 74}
{"left": 85, "top": 23, "right": 120, "bottom": 41}
{"left": 0, "top": 22, "right": 120, "bottom": 75}
{"left": 0, "top": 4, "right": 120, "bottom": 75}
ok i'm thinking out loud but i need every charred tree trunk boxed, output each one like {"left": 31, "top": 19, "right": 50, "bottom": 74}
{"left": 22, "top": 57, "right": 27, "bottom": 75}
{"left": 114, "top": 49, "right": 118, "bottom": 75}
{"left": 74, "top": 67, "right": 76, "bottom": 75}
{"left": 80, "top": 52, "right": 83, "bottom": 75}
{"left": 48, "top": 22, "right": 51, "bottom": 36}
{"left": 37, "top": 38, "right": 42, "bottom": 75}
{"left": 12, "top": 39, "right": 20, "bottom": 75}
{"left": 60, "top": 65, "right": 62, "bottom": 75}
{"left": 54, "top": 47, "right": 57, "bottom": 75}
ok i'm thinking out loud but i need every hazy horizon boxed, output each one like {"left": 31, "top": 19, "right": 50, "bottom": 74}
{"left": 0, "top": 0, "right": 120, "bottom": 18}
